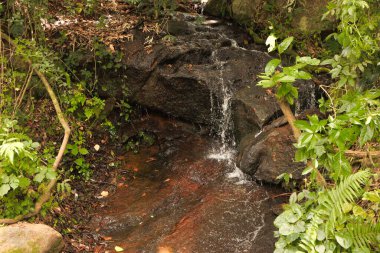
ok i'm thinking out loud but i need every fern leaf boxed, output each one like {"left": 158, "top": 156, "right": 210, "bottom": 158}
{"left": 346, "top": 221, "right": 380, "bottom": 249}
{"left": 320, "top": 170, "right": 371, "bottom": 229}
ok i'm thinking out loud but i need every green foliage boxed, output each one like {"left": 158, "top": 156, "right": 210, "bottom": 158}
{"left": 296, "top": 90, "right": 380, "bottom": 181}
{"left": 274, "top": 171, "right": 380, "bottom": 253}
{"left": 124, "top": 0, "right": 179, "bottom": 18}
{"left": 322, "top": 0, "right": 380, "bottom": 89}
{"left": 259, "top": 1, "right": 380, "bottom": 251}
{"left": 0, "top": 117, "right": 56, "bottom": 218}
{"left": 258, "top": 35, "right": 319, "bottom": 105}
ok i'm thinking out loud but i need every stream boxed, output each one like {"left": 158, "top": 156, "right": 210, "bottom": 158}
{"left": 90, "top": 115, "right": 281, "bottom": 253}
{"left": 88, "top": 10, "right": 305, "bottom": 253}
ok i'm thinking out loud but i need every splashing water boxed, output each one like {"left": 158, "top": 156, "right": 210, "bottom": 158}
{"left": 207, "top": 51, "right": 247, "bottom": 183}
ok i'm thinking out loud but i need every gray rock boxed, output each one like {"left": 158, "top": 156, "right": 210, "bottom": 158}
{"left": 0, "top": 223, "right": 64, "bottom": 253}
{"left": 237, "top": 124, "right": 304, "bottom": 183}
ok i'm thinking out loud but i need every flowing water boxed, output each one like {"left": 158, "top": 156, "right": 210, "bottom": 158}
{"left": 88, "top": 13, "right": 284, "bottom": 253}
{"left": 207, "top": 51, "right": 247, "bottom": 183}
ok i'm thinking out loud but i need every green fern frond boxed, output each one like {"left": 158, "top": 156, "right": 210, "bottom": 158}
{"left": 299, "top": 171, "right": 373, "bottom": 252}
{"left": 319, "top": 170, "right": 372, "bottom": 228}
{"left": 346, "top": 221, "right": 380, "bottom": 249}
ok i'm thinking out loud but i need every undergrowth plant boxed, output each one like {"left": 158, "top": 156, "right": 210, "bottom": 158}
{"left": 258, "top": 0, "right": 380, "bottom": 252}
{"left": 0, "top": 0, "right": 131, "bottom": 219}
{"left": 0, "top": 118, "right": 56, "bottom": 218}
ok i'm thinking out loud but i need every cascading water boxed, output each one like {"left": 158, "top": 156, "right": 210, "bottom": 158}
{"left": 207, "top": 50, "right": 246, "bottom": 183}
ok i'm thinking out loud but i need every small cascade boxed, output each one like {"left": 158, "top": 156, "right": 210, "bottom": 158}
{"left": 207, "top": 51, "right": 246, "bottom": 183}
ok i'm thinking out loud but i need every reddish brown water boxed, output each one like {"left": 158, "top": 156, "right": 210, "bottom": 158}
{"left": 90, "top": 115, "right": 280, "bottom": 253}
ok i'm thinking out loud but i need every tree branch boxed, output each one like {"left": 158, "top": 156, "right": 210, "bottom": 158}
{"left": 0, "top": 31, "right": 71, "bottom": 224}
{"left": 277, "top": 99, "right": 326, "bottom": 187}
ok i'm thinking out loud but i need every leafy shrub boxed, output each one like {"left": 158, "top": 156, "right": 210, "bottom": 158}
{"left": 0, "top": 117, "right": 56, "bottom": 218}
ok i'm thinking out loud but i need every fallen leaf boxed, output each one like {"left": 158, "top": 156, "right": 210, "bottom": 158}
{"left": 101, "top": 191, "right": 109, "bottom": 197}
{"left": 115, "top": 246, "right": 124, "bottom": 252}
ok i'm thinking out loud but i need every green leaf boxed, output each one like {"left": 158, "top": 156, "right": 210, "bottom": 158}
{"left": 34, "top": 173, "right": 45, "bottom": 183}
{"left": 302, "top": 166, "right": 313, "bottom": 175}
{"left": 315, "top": 244, "right": 325, "bottom": 253}
{"left": 257, "top": 79, "right": 276, "bottom": 88}
{"left": 342, "top": 203, "right": 353, "bottom": 213}
{"left": 277, "top": 75, "right": 296, "bottom": 83}
{"left": 46, "top": 170, "right": 57, "bottom": 180}
{"left": 362, "top": 191, "right": 380, "bottom": 203}
{"left": 79, "top": 148, "right": 89, "bottom": 155}
{"left": 265, "top": 59, "right": 281, "bottom": 75}
{"left": 359, "top": 125, "right": 374, "bottom": 146}
{"left": 297, "top": 56, "right": 320, "bottom": 66}
{"left": 18, "top": 177, "right": 31, "bottom": 188}
{"left": 335, "top": 233, "right": 352, "bottom": 249}
{"left": 297, "top": 71, "right": 312, "bottom": 80}
{"left": 0, "top": 184, "right": 10, "bottom": 197}
{"left": 279, "top": 223, "right": 293, "bottom": 236}
{"left": 278, "top": 37, "right": 294, "bottom": 54}
{"left": 266, "top": 34, "right": 277, "bottom": 52}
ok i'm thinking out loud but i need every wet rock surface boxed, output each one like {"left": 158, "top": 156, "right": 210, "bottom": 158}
{"left": 90, "top": 115, "right": 281, "bottom": 253}
{"left": 0, "top": 223, "right": 64, "bottom": 253}
{"left": 101, "top": 13, "right": 280, "bottom": 141}
{"left": 237, "top": 124, "right": 305, "bottom": 183}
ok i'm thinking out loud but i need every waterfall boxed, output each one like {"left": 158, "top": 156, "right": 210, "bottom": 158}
{"left": 207, "top": 51, "right": 246, "bottom": 183}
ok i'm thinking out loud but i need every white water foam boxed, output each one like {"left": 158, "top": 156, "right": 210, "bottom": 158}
{"left": 207, "top": 51, "right": 247, "bottom": 184}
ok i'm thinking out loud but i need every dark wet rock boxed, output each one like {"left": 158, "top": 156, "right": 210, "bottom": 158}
{"left": 205, "top": 0, "right": 331, "bottom": 34}
{"left": 237, "top": 124, "right": 304, "bottom": 183}
{"left": 100, "top": 14, "right": 280, "bottom": 141}
{"left": 0, "top": 223, "right": 64, "bottom": 253}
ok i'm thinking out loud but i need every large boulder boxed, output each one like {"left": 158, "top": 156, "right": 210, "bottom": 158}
{"left": 205, "top": 0, "right": 331, "bottom": 34}
{"left": 237, "top": 124, "right": 305, "bottom": 183}
{"left": 0, "top": 223, "right": 64, "bottom": 253}
{"left": 100, "top": 14, "right": 281, "bottom": 143}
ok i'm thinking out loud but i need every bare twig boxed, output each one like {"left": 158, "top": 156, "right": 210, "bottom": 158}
{"left": 0, "top": 30, "right": 71, "bottom": 224}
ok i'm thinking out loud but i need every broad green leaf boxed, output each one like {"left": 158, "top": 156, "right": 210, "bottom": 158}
{"left": 335, "top": 233, "right": 353, "bottom": 249}
{"left": 362, "top": 191, "right": 380, "bottom": 203}
{"left": 297, "top": 71, "right": 312, "bottom": 80}
{"left": 289, "top": 192, "right": 297, "bottom": 205}
{"left": 294, "top": 120, "right": 311, "bottom": 131}
{"left": 79, "top": 148, "right": 89, "bottom": 155}
{"left": 352, "top": 205, "right": 367, "bottom": 218}
{"left": 277, "top": 75, "right": 296, "bottom": 83}
{"left": 257, "top": 79, "right": 275, "bottom": 88}
{"left": 278, "top": 37, "right": 294, "bottom": 54}
{"left": 34, "top": 173, "right": 45, "bottom": 183}
{"left": 279, "top": 223, "right": 293, "bottom": 236}
{"left": 266, "top": 34, "right": 277, "bottom": 52}
{"left": 0, "top": 184, "right": 10, "bottom": 196}
{"left": 317, "top": 229, "right": 326, "bottom": 241}
{"left": 359, "top": 125, "right": 374, "bottom": 146}
{"left": 342, "top": 203, "right": 353, "bottom": 213}
{"left": 46, "top": 170, "right": 57, "bottom": 180}
{"left": 265, "top": 59, "right": 281, "bottom": 75}
{"left": 18, "top": 177, "right": 31, "bottom": 188}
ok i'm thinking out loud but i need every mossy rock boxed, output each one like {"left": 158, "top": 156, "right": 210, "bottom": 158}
{"left": 205, "top": 0, "right": 332, "bottom": 35}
